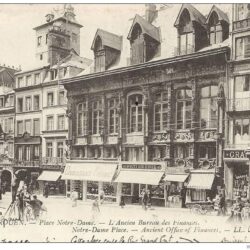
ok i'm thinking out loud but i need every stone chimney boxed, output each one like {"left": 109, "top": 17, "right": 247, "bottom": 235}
{"left": 145, "top": 4, "right": 157, "bottom": 24}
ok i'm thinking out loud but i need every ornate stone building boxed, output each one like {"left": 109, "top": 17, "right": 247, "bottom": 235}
{"left": 62, "top": 4, "right": 231, "bottom": 206}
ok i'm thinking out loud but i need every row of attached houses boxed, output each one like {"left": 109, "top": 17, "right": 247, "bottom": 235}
{"left": 0, "top": 3, "right": 250, "bottom": 208}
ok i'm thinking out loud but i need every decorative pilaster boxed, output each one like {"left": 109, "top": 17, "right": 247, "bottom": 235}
{"left": 216, "top": 80, "right": 226, "bottom": 183}
{"left": 142, "top": 86, "right": 150, "bottom": 161}
{"left": 191, "top": 78, "right": 198, "bottom": 130}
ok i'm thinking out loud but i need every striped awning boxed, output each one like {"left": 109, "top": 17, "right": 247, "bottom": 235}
{"left": 37, "top": 171, "right": 61, "bottom": 182}
{"left": 114, "top": 170, "right": 164, "bottom": 185}
{"left": 187, "top": 173, "right": 215, "bottom": 190}
{"left": 61, "top": 162, "right": 118, "bottom": 182}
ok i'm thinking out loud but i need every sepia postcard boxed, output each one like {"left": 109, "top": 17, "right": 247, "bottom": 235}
{"left": 0, "top": 2, "right": 249, "bottom": 245}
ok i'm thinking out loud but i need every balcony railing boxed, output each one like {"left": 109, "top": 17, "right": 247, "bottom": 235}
{"left": 233, "top": 18, "right": 250, "bottom": 31}
{"left": 174, "top": 45, "right": 195, "bottom": 57}
{"left": 42, "top": 157, "right": 65, "bottom": 165}
{"left": 228, "top": 98, "right": 250, "bottom": 111}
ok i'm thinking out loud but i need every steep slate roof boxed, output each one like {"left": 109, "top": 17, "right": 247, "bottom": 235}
{"left": 205, "top": 5, "right": 229, "bottom": 24}
{"left": 127, "top": 14, "right": 160, "bottom": 42}
{"left": 51, "top": 49, "right": 93, "bottom": 69}
{"left": 75, "top": 4, "right": 231, "bottom": 77}
{"left": 91, "top": 29, "right": 123, "bottom": 51}
{"left": 174, "top": 3, "right": 206, "bottom": 27}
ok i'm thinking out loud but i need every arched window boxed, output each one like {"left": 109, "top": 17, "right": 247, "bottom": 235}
{"left": 200, "top": 86, "right": 218, "bottom": 128}
{"left": 130, "top": 24, "right": 144, "bottom": 65}
{"left": 128, "top": 93, "right": 143, "bottom": 133}
{"left": 154, "top": 91, "right": 168, "bottom": 132}
{"left": 208, "top": 12, "right": 224, "bottom": 45}
{"left": 176, "top": 88, "right": 192, "bottom": 129}
{"left": 178, "top": 9, "right": 193, "bottom": 55}
{"left": 77, "top": 99, "right": 88, "bottom": 136}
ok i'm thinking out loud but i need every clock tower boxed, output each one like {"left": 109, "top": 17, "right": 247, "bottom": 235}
{"left": 33, "top": 4, "right": 82, "bottom": 65}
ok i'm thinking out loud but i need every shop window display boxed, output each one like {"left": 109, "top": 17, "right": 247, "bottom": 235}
{"left": 103, "top": 182, "right": 116, "bottom": 196}
{"left": 139, "top": 184, "right": 164, "bottom": 199}
{"left": 122, "top": 183, "right": 132, "bottom": 195}
{"left": 233, "top": 165, "right": 249, "bottom": 201}
{"left": 148, "top": 184, "right": 164, "bottom": 199}
{"left": 87, "top": 181, "right": 98, "bottom": 195}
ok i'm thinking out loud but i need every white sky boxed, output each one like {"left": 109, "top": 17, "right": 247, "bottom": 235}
{"left": 0, "top": 4, "right": 232, "bottom": 70}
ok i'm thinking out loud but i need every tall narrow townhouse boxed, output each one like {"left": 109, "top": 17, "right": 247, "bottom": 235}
{"left": 14, "top": 4, "right": 91, "bottom": 195}
{"left": 224, "top": 4, "right": 250, "bottom": 205}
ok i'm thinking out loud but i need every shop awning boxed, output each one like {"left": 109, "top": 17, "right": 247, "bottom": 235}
{"left": 114, "top": 170, "right": 164, "bottom": 185}
{"left": 37, "top": 171, "right": 61, "bottom": 182}
{"left": 187, "top": 173, "right": 215, "bottom": 190}
{"left": 61, "top": 161, "right": 118, "bottom": 182}
{"left": 164, "top": 174, "right": 189, "bottom": 183}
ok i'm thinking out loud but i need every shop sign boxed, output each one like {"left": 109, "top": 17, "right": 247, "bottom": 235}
{"left": 122, "top": 163, "right": 162, "bottom": 171}
{"left": 224, "top": 150, "right": 247, "bottom": 159}
{"left": 42, "top": 165, "right": 64, "bottom": 171}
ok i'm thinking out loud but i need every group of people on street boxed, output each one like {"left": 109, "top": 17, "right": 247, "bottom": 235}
{"left": 228, "top": 197, "right": 250, "bottom": 222}
{"left": 14, "top": 184, "right": 45, "bottom": 221}
{"left": 213, "top": 194, "right": 226, "bottom": 216}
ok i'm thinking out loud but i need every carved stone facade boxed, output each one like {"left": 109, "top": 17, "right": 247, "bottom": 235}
{"left": 63, "top": 48, "right": 229, "bottom": 179}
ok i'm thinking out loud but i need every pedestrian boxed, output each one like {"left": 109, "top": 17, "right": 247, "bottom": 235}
{"left": 0, "top": 186, "right": 2, "bottom": 200}
{"left": 92, "top": 197, "right": 100, "bottom": 222}
{"left": 228, "top": 197, "right": 243, "bottom": 223}
{"left": 28, "top": 195, "right": 43, "bottom": 221}
{"left": 213, "top": 194, "right": 220, "bottom": 215}
{"left": 218, "top": 194, "right": 225, "bottom": 216}
{"left": 119, "top": 194, "right": 125, "bottom": 208}
{"left": 43, "top": 183, "right": 49, "bottom": 198}
{"left": 70, "top": 189, "right": 78, "bottom": 207}
{"left": 141, "top": 188, "right": 148, "bottom": 210}
{"left": 2, "top": 181, "right": 6, "bottom": 194}
{"left": 147, "top": 189, "right": 152, "bottom": 209}
{"left": 99, "top": 189, "right": 105, "bottom": 204}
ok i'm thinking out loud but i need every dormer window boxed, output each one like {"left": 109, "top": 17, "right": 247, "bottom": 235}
{"left": 130, "top": 24, "right": 144, "bottom": 64}
{"left": 128, "top": 15, "right": 160, "bottom": 65}
{"left": 94, "top": 36, "right": 105, "bottom": 72}
{"left": 174, "top": 4, "right": 207, "bottom": 55}
{"left": 206, "top": 6, "right": 229, "bottom": 45}
{"left": 91, "top": 29, "right": 122, "bottom": 73}
{"left": 178, "top": 10, "right": 194, "bottom": 55}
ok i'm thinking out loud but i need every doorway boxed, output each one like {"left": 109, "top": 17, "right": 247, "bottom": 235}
{"left": 1, "top": 170, "right": 12, "bottom": 192}
{"left": 132, "top": 183, "right": 139, "bottom": 203}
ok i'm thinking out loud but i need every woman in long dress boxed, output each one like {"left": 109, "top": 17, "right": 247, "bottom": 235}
{"left": 92, "top": 198, "right": 100, "bottom": 221}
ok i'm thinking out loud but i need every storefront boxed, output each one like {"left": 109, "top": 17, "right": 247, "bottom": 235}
{"left": 114, "top": 162, "right": 166, "bottom": 206}
{"left": 224, "top": 149, "right": 250, "bottom": 203}
{"left": 185, "top": 170, "right": 216, "bottom": 204}
{"left": 37, "top": 170, "right": 65, "bottom": 196}
{"left": 61, "top": 160, "right": 119, "bottom": 202}
{"left": 164, "top": 170, "right": 189, "bottom": 208}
